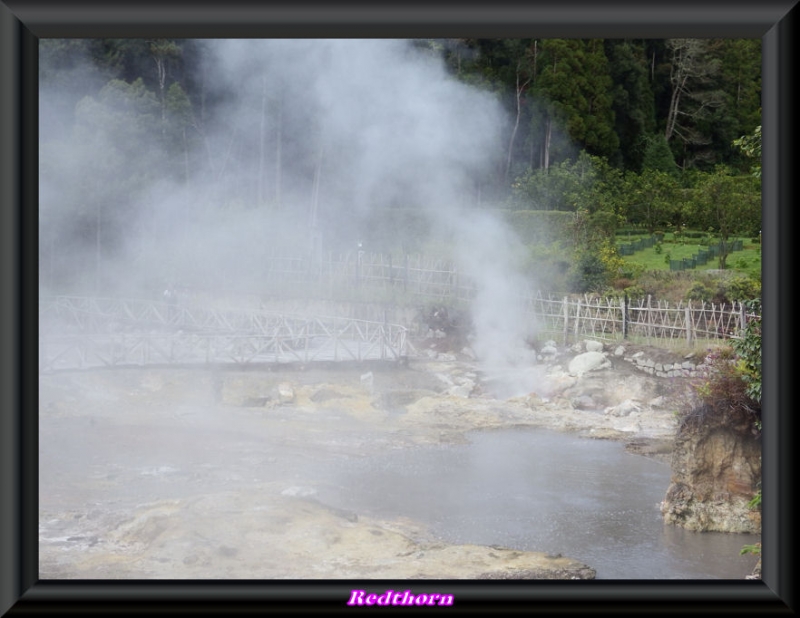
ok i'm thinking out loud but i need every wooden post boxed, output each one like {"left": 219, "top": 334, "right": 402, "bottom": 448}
{"left": 739, "top": 301, "right": 746, "bottom": 333}
{"left": 685, "top": 306, "right": 692, "bottom": 346}
{"left": 563, "top": 296, "right": 569, "bottom": 346}
{"left": 574, "top": 298, "right": 581, "bottom": 340}
{"left": 622, "top": 295, "right": 628, "bottom": 340}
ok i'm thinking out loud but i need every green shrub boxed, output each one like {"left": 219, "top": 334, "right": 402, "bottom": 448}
{"left": 684, "top": 345, "right": 760, "bottom": 432}
{"left": 568, "top": 251, "right": 608, "bottom": 293}
{"left": 623, "top": 285, "right": 646, "bottom": 300}
{"left": 732, "top": 298, "right": 762, "bottom": 405}
{"left": 685, "top": 281, "right": 714, "bottom": 302}
{"left": 726, "top": 276, "right": 761, "bottom": 302}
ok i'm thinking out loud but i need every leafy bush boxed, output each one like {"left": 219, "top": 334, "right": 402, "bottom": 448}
{"left": 685, "top": 281, "right": 714, "bottom": 302}
{"left": 568, "top": 250, "right": 608, "bottom": 293}
{"left": 623, "top": 285, "right": 647, "bottom": 300}
{"left": 685, "top": 345, "right": 761, "bottom": 432}
{"left": 732, "top": 299, "right": 762, "bottom": 406}
{"left": 725, "top": 276, "right": 761, "bottom": 302}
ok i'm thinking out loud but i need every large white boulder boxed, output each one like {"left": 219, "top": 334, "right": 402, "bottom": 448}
{"left": 567, "top": 351, "right": 611, "bottom": 377}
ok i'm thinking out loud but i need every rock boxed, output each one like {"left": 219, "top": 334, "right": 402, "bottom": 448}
{"left": 360, "top": 372, "right": 374, "bottom": 391}
{"left": 524, "top": 393, "right": 544, "bottom": 408}
{"left": 277, "top": 383, "right": 295, "bottom": 403}
{"left": 614, "top": 346, "right": 625, "bottom": 357}
{"left": 447, "top": 384, "right": 473, "bottom": 398}
{"left": 604, "top": 399, "right": 641, "bottom": 417}
{"left": 460, "top": 347, "right": 477, "bottom": 360}
{"left": 567, "top": 351, "right": 611, "bottom": 377}
{"left": 540, "top": 345, "right": 558, "bottom": 357}
{"left": 571, "top": 395, "right": 597, "bottom": 410}
{"left": 281, "top": 485, "right": 317, "bottom": 497}
{"left": 661, "top": 404, "right": 761, "bottom": 533}
{"left": 584, "top": 340, "right": 604, "bottom": 352}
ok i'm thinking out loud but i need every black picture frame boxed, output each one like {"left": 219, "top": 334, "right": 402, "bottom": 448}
{"left": 1, "top": 1, "right": 795, "bottom": 614}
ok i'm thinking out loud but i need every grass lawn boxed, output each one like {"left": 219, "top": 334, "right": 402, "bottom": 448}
{"left": 622, "top": 237, "right": 762, "bottom": 278}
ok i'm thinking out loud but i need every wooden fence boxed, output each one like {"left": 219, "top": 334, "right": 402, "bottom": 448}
{"left": 522, "top": 292, "right": 756, "bottom": 347}
{"left": 234, "top": 251, "right": 759, "bottom": 347}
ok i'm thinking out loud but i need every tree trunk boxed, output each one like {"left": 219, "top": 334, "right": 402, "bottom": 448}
{"left": 258, "top": 75, "right": 267, "bottom": 206}
{"left": 275, "top": 93, "right": 283, "bottom": 206}
{"left": 542, "top": 117, "right": 552, "bottom": 170}
{"left": 505, "top": 63, "right": 531, "bottom": 180}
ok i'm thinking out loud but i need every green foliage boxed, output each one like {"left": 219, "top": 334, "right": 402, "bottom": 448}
{"left": 568, "top": 251, "right": 608, "bottom": 293}
{"left": 495, "top": 209, "right": 574, "bottom": 245}
{"left": 732, "top": 299, "right": 762, "bottom": 404}
{"left": 740, "top": 543, "right": 761, "bottom": 556}
{"left": 621, "top": 168, "right": 682, "bottom": 234}
{"left": 686, "top": 167, "right": 761, "bottom": 268}
{"left": 688, "top": 345, "right": 761, "bottom": 432}
{"left": 732, "top": 125, "right": 762, "bottom": 179}
{"left": 508, "top": 151, "right": 622, "bottom": 213}
{"left": 725, "top": 275, "right": 761, "bottom": 302}
{"left": 641, "top": 133, "right": 678, "bottom": 174}
{"left": 567, "top": 240, "right": 623, "bottom": 293}
{"left": 685, "top": 281, "right": 714, "bottom": 302}
{"left": 623, "top": 285, "right": 646, "bottom": 300}
{"left": 534, "top": 39, "right": 620, "bottom": 160}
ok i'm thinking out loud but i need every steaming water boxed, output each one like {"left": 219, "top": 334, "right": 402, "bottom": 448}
{"left": 40, "top": 406, "right": 760, "bottom": 580}
{"left": 317, "top": 428, "right": 761, "bottom": 580}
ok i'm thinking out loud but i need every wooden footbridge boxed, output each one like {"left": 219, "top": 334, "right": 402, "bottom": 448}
{"left": 38, "top": 296, "right": 411, "bottom": 372}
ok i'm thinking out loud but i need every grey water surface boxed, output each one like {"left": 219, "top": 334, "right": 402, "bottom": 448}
{"left": 318, "top": 427, "right": 761, "bottom": 580}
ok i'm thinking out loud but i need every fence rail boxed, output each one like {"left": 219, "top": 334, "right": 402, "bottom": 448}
{"left": 40, "top": 252, "right": 759, "bottom": 372}
{"left": 232, "top": 252, "right": 757, "bottom": 347}
{"left": 39, "top": 297, "right": 410, "bottom": 372}
{"left": 525, "top": 293, "right": 756, "bottom": 347}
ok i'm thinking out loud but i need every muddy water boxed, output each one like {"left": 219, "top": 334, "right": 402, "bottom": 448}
{"left": 316, "top": 429, "right": 761, "bottom": 580}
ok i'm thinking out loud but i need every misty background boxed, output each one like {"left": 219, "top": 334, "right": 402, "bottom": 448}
{"left": 39, "top": 38, "right": 761, "bottom": 374}
{"left": 40, "top": 39, "right": 518, "bottom": 291}
{"left": 39, "top": 38, "right": 547, "bottom": 377}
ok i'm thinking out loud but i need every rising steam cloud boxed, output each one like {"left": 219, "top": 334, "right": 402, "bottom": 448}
{"left": 40, "top": 38, "right": 542, "bottom": 391}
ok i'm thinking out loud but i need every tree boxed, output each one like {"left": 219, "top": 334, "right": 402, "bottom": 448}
{"left": 508, "top": 151, "right": 620, "bottom": 214}
{"left": 604, "top": 40, "right": 656, "bottom": 171}
{"left": 67, "top": 78, "right": 162, "bottom": 291}
{"left": 534, "top": 39, "right": 619, "bottom": 165}
{"left": 641, "top": 133, "right": 679, "bottom": 175}
{"left": 733, "top": 124, "right": 762, "bottom": 179}
{"left": 663, "top": 39, "right": 726, "bottom": 168}
{"left": 688, "top": 167, "right": 761, "bottom": 268}
{"left": 621, "top": 168, "right": 681, "bottom": 233}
